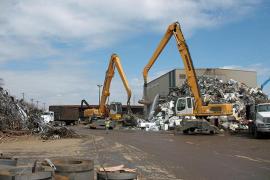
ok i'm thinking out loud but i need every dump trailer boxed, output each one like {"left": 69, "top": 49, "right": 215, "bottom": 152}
{"left": 49, "top": 105, "right": 79, "bottom": 125}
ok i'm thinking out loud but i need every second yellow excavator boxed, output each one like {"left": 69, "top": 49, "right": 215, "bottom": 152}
{"left": 81, "top": 53, "right": 131, "bottom": 127}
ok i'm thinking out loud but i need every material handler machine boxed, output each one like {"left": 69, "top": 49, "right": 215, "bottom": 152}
{"left": 81, "top": 53, "right": 132, "bottom": 128}
{"left": 141, "top": 22, "right": 233, "bottom": 134}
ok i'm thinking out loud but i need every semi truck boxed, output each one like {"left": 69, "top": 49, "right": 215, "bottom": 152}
{"left": 247, "top": 103, "right": 270, "bottom": 138}
{"left": 49, "top": 105, "right": 79, "bottom": 125}
{"left": 41, "top": 111, "right": 54, "bottom": 124}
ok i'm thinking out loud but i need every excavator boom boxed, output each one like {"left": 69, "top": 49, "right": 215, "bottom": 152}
{"left": 99, "top": 53, "right": 132, "bottom": 115}
{"left": 83, "top": 53, "right": 132, "bottom": 119}
{"left": 143, "top": 22, "right": 232, "bottom": 116}
{"left": 143, "top": 22, "right": 203, "bottom": 110}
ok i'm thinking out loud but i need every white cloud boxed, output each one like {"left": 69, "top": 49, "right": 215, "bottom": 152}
{"left": 0, "top": 0, "right": 264, "bottom": 106}
{"left": 220, "top": 63, "right": 270, "bottom": 77}
{"left": 0, "top": 0, "right": 261, "bottom": 60}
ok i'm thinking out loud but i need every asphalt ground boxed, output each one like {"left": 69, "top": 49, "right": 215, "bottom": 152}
{"left": 77, "top": 127, "right": 270, "bottom": 180}
{"left": 1, "top": 126, "right": 270, "bottom": 180}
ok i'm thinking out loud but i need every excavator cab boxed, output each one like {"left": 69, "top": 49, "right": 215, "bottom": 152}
{"left": 109, "top": 102, "right": 122, "bottom": 120}
{"left": 175, "top": 97, "right": 194, "bottom": 116}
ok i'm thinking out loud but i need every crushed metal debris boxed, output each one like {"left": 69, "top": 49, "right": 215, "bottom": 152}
{"left": 40, "top": 126, "right": 79, "bottom": 140}
{"left": 0, "top": 87, "right": 78, "bottom": 140}
{"left": 139, "top": 76, "right": 268, "bottom": 132}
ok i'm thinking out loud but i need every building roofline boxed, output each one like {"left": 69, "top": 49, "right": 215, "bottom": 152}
{"left": 147, "top": 68, "right": 257, "bottom": 85}
{"left": 174, "top": 68, "right": 256, "bottom": 73}
{"left": 147, "top": 69, "right": 176, "bottom": 85}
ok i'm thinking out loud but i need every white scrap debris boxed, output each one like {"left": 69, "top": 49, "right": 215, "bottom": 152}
{"left": 16, "top": 104, "right": 28, "bottom": 122}
{"left": 138, "top": 76, "right": 268, "bottom": 132}
{"left": 148, "top": 94, "right": 160, "bottom": 121}
{"left": 168, "top": 116, "right": 182, "bottom": 129}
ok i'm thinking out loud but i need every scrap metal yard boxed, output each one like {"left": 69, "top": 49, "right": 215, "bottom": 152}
{"left": 1, "top": 1, "right": 270, "bottom": 180}
{"left": 1, "top": 66, "right": 269, "bottom": 180}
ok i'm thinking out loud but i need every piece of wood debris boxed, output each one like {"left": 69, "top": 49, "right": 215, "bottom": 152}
{"left": 99, "top": 165, "right": 136, "bottom": 173}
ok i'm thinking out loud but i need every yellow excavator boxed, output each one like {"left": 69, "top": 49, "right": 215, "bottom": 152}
{"left": 141, "top": 22, "right": 233, "bottom": 133}
{"left": 81, "top": 53, "right": 132, "bottom": 128}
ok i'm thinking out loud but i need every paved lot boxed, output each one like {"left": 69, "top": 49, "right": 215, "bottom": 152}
{"left": 1, "top": 126, "right": 270, "bottom": 180}
{"left": 81, "top": 128, "right": 270, "bottom": 180}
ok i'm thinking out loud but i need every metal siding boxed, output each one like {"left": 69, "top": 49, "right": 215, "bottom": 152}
{"left": 146, "top": 72, "right": 171, "bottom": 112}
{"left": 173, "top": 70, "right": 176, "bottom": 87}
{"left": 175, "top": 69, "right": 257, "bottom": 88}
{"left": 169, "top": 71, "right": 172, "bottom": 88}
{"left": 146, "top": 68, "right": 257, "bottom": 105}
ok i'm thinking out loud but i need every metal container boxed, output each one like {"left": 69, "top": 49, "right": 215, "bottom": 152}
{"left": 52, "top": 159, "right": 94, "bottom": 180}
{"left": 0, "top": 156, "right": 18, "bottom": 166}
{"left": 0, "top": 165, "right": 53, "bottom": 180}
{"left": 49, "top": 105, "right": 80, "bottom": 125}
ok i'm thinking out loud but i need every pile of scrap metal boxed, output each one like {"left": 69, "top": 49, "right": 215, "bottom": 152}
{"left": 140, "top": 76, "right": 268, "bottom": 132}
{"left": 40, "top": 126, "right": 79, "bottom": 140}
{"left": 138, "top": 93, "right": 175, "bottom": 131}
{"left": 0, "top": 87, "right": 77, "bottom": 139}
{"left": 0, "top": 87, "right": 41, "bottom": 131}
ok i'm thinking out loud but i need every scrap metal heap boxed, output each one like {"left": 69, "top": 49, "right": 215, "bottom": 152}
{"left": 168, "top": 76, "right": 267, "bottom": 118}
{"left": 0, "top": 87, "right": 77, "bottom": 139}
{"left": 143, "top": 76, "right": 268, "bottom": 131}
{"left": 0, "top": 87, "right": 40, "bottom": 131}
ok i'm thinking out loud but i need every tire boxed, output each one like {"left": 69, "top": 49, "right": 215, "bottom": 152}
{"left": 189, "top": 128, "right": 195, "bottom": 132}
{"left": 254, "top": 127, "right": 260, "bottom": 139}
{"left": 183, "top": 129, "right": 189, "bottom": 134}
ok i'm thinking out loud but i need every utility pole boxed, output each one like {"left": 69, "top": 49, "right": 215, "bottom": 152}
{"left": 36, "top": 100, "right": 39, "bottom": 109}
{"left": 22, "top": 92, "right": 25, "bottom": 101}
{"left": 97, "top": 84, "right": 103, "bottom": 106}
{"left": 30, "top": 98, "right": 34, "bottom": 105}
{"left": 133, "top": 95, "right": 136, "bottom": 105}
{"left": 43, "top": 103, "right": 46, "bottom": 111}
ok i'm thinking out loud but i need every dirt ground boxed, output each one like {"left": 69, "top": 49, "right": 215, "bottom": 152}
{"left": 1, "top": 125, "right": 270, "bottom": 180}
{"left": 0, "top": 127, "right": 182, "bottom": 179}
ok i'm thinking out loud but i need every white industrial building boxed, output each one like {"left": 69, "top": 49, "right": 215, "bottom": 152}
{"left": 145, "top": 68, "right": 257, "bottom": 109}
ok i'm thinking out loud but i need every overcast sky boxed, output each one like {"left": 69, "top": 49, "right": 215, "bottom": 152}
{"left": 0, "top": 0, "right": 269, "bottom": 107}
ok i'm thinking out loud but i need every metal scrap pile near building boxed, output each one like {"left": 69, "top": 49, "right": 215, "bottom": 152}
{"left": 141, "top": 76, "right": 268, "bottom": 131}
{"left": 0, "top": 87, "right": 77, "bottom": 139}
{"left": 169, "top": 76, "right": 267, "bottom": 118}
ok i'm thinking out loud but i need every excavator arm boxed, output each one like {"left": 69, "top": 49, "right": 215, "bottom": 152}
{"left": 143, "top": 22, "right": 232, "bottom": 116}
{"left": 143, "top": 22, "right": 203, "bottom": 110}
{"left": 261, "top": 77, "right": 270, "bottom": 90}
{"left": 83, "top": 53, "right": 132, "bottom": 119}
{"left": 99, "top": 53, "right": 132, "bottom": 115}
